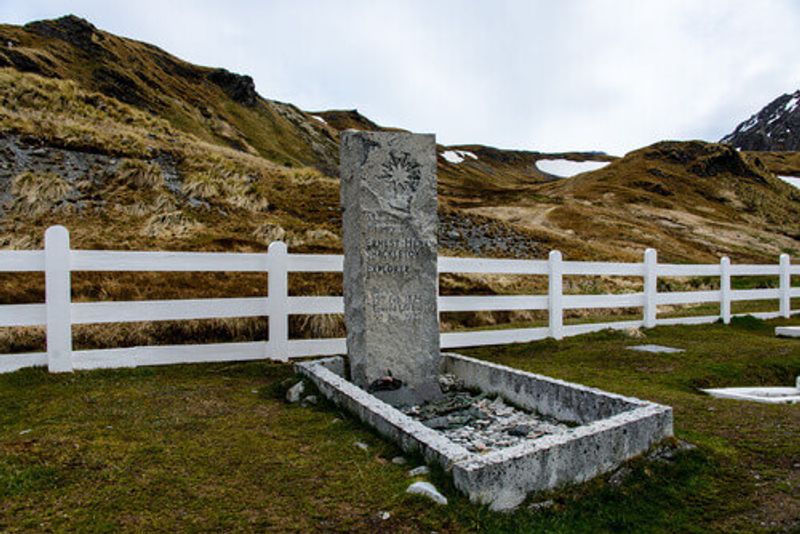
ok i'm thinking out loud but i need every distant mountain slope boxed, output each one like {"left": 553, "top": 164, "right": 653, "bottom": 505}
{"left": 721, "top": 90, "right": 800, "bottom": 151}
{"left": 472, "top": 141, "right": 800, "bottom": 262}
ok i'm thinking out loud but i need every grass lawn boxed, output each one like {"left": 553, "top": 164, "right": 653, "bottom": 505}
{"left": 1, "top": 316, "right": 799, "bottom": 533}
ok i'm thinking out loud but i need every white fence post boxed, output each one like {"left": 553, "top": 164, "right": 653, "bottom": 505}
{"left": 268, "top": 241, "right": 289, "bottom": 361}
{"left": 720, "top": 256, "right": 731, "bottom": 324}
{"left": 643, "top": 248, "right": 657, "bottom": 328}
{"left": 780, "top": 253, "right": 791, "bottom": 318}
{"left": 45, "top": 226, "right": 73, "bottom": 372}
{"left": 548, "top": 250, "right": 563, "bottom": 340}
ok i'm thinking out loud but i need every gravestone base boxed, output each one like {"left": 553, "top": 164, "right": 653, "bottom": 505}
{"left": 296, "top": 353, "right": 673, "bottom": 511}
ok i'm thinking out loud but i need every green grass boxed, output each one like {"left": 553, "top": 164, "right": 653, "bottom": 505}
{"left": 1, "top": 318, "right": 799, "bottom": 532}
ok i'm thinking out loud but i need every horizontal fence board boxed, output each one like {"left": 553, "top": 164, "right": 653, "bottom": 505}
{"left": 72, "top": 298, "right": 269, "bottom": 324}
{"left": 657, "top": 264, "right": 721, "bottom": 276}
{"left": 288, "top": 296, "right": 344, "bottom": 315}
{"left": 72, "top": 346, "right": 138, "bottom": 369}
{"left": 0, "top": 251, "right": 45, "bottom": 272}
{"left": 562, "top": 262, "right": 644, "bottom": 276}
{"left": 71, "top": 250, "right": 268, "bottom": 272}
{"left": 562, "top": 293, "right": 644, "bottom": 310}
{"left": 0, "top": 303, "right": 46, "bottom": 327}
{"left": 289, "top": 338, "right": 346, "bottom": 358}
{"left": 730, "top": 288, "right": 780, "bottom": 301}
{"left": 73, "top": 341, "right": 271, "bottom": 369}
{"left": 439, "top": 295, "right": 547, "bottom": 312}
{"left": 729, "top": 265, "right": 780, "bottom": 276}
{"left": 441, "top": 327, "right": 549, "bottom": 348}
{"left": 656, "top": 290, "right": 720, "bottom": 305}
{"left": 0, "top": 352, "right": 47, "bottom": 373}
{"left": 657, "top": 315, "right": 719, "bottom": 326}
{"left": 288, "top": 254, "right": 343, "bottom": 272}
{"left": 562, "top": 320, "right": 643, "bottom": 336}
{"left": 438, "top": 257, "right": 548, "bottom": 275}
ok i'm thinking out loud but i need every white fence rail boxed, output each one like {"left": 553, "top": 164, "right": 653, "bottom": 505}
{"left": 0, "top": 225, "right": 796, "bottom": 374}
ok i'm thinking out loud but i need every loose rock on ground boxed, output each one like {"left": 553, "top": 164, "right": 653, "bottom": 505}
{"left": 286, "top": 381, "right": 305, "bottom": 403}
{"left": 406, "top": 481, "right": 448, "bottom": 505}
{"left": 408, "top": 466, "right": 430, "bottom": 477}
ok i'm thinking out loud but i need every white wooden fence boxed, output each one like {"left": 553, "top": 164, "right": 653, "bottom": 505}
{"left": 0, "top": 225, "right": 797, "bottom": 374}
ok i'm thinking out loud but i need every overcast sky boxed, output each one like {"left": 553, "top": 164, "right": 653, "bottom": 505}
{"left": 2, "top": 0, "right": 800, "bottom": 155}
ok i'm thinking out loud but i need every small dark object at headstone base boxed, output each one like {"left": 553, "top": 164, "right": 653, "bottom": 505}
{"left": 369, "top": 374, "right": 404, "bottom": 393}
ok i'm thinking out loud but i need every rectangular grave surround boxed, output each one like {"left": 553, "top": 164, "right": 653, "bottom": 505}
{"left": 296, "top": 353, "right": 674, "bottom": 511}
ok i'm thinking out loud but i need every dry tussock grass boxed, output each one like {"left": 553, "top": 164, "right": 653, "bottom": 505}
{"left": 181, "top": 168, "right": 268, "bottom": 212}
{"left": 290, "top": 313, "right": 345, "bottom": 339}
{"left": 8, "top": 170, "right": 72, "bottom": 215}
{"left": 144, "top": 211, "right": 204, "bottom": 239}
{"left": 0, "top": 69, "right": 175, "bottom": 157}
{"left": 0, "top": 325, "right": 45, "bottom": 353}
{"left": 114, "top": 196, "right": 176, "bottom": 218}
{"left": 0, "top": 233, "right": 39, "bottom": 250}
{"left": 116, "top": 158, "right": 163, "bottom": 189}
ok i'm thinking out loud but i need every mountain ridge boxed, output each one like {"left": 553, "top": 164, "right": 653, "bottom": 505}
{"left": 721, "top": 90, "right": 800, "bottom": 151}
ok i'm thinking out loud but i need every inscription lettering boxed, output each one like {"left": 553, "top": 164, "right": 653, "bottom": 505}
{"left": 368, "top": 292, "right": 436, "bottom": 319}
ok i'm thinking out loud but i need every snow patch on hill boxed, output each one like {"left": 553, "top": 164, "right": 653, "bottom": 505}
{"left": 536, "top": 159, "right": 610, "bottom": 178}
{"left": 779, "top": 175, "right": 800, "bottom": 189}
{"left": 441, "top": 150, "right": 478, "bottom": 164}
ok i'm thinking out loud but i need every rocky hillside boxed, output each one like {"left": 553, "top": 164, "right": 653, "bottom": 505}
{"left": 0, "top": 15, "right": 340, "bottom": 174}
{"left": 721, "top": 90, "right": 800, "bottom": 151}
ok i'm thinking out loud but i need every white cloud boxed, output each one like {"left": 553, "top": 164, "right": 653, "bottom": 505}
{"left": 2, "top": 0, "right": 800, "bottom": 155}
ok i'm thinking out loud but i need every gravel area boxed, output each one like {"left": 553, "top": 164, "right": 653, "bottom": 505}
{"left": 401, "top": 374, "right": 570, "bottom": 453}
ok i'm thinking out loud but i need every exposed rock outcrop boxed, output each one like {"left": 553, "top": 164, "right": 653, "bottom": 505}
{"left": 721, "top": 90, "right": 800, "bottom": 151}
{"left": 207, "top": 68, "right": 258, "bottom": 107}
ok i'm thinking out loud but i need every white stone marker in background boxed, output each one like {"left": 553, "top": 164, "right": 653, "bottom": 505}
{"left": 340, "top": 131, "right": 441, "bottom": 406}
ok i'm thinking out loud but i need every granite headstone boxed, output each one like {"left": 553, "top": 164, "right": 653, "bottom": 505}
{"left": 340, "top": 130, "right": 441, "bottom": 406}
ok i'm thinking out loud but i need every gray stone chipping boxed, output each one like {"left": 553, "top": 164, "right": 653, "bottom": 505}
{"left": 402, "top": 387, "right": 570, "bottom": 453}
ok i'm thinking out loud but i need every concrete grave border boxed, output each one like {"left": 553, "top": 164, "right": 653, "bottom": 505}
{"left": 296, "top": 353, "right": 673, "bottom": 511}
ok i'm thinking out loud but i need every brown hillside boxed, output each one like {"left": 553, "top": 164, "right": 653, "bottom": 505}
{"left": 0, "top": 15, "right": 340, "bottom": 174}
{"left": 466, "top": 141, "right": 800, "bottom": 262}
{"left": 750, "top": 151, "right": 800, "bottom": 177}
